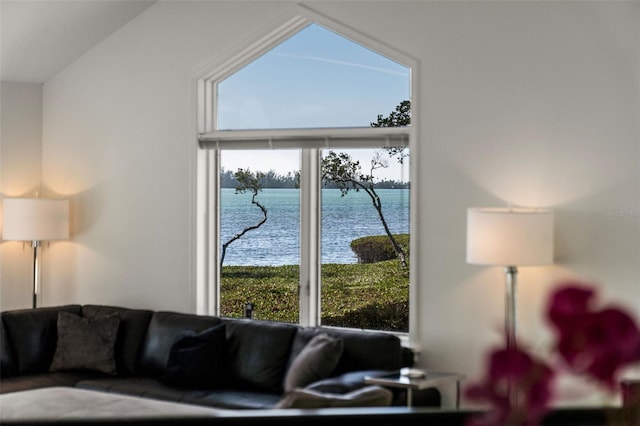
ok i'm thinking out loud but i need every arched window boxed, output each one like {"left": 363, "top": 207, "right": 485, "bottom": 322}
{"left": 197, "top": 14, "right": 415, "bottom": 335}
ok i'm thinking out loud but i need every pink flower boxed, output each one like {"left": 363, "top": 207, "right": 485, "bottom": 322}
{"left": 547, "top": 282, "right": 640, "bottom": 389}
{"left": 469, "top": 281, "right": 640, "bottom": 425}
{"left": 466, "top": 347, "right": 554, "bottom": 426}
{"left": 547, "top": 283, "right": 594, "bottom": 331}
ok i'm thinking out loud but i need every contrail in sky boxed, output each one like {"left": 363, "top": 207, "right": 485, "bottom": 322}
{"left": 275, "top": 52, "right": 408, "bottom": 77}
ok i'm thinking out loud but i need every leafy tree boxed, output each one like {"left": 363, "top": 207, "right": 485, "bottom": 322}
{"left": 371, "top": 100, "right": 411, "bottom": 127}
{"left": 220, "top": 169, "right": 267, "bottom": 267}
{"left": 322, "top": 151, "right": 407, "bottom": 268}
{"left": 321, "top": 100, "right": 411, "bottom": 268}
{"left": 371, "top": 100, "right": 410, "bottom": 164}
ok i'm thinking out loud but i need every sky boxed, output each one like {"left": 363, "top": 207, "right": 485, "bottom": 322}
{"left": 217, "top": 23, "right": 411, "bottom": 182}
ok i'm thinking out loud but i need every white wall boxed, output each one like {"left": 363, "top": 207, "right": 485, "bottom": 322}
{"left": 326, "top": 1, "right": 639, "bottom": 405}
{"left": 41, "top": 1, "right": 293, "bottom": 310}
{"left": 0, "top": 81, "right": 43, "bottom": 310}
{"left": 38, "top": 1, "right": 639, "bottom": 406}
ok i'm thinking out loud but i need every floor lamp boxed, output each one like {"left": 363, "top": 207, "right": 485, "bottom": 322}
{"left": 466, "top": 207, "right": 553, "bottom": 349}
{"left": 2, "top": 198, "right": 69, "bottom": 308}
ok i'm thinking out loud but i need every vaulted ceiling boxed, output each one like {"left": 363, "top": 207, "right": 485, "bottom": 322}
{"left": 1, "top": 0, "right": 156, "bottom": 83}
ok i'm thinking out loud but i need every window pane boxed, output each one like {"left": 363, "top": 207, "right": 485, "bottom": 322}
{"left": 211, "top": 19, "right": 412, "bottom": 332}
{"left": 321, "top": 148, "right": 410, "bottom": 332}
{"left": 219, "top": 150, "right": 300, "bottom": 323}
{"left": 217, "top": 24, "right": 410, "bottom": 130}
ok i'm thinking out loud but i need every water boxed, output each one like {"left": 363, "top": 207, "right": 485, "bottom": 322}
{"left": 221, "top": 188, "right": 409, "bottom": 266}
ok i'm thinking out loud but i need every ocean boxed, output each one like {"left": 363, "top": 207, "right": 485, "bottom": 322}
{"left": 221, "top": 188, "right": 409, "bottom": 266}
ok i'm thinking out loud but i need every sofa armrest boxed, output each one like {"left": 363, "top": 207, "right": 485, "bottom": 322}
{"left": 306, "top": 370, "right": 441, "bottom": 408}
{"left": 305, "top": 370, "right": 395, "bottom": 394}
{"left": 276, "top": 385, "right": 393, "bottom": 409}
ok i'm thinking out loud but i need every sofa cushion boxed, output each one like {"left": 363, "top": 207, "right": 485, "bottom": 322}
{"left": 162, "top": 323, "right": 226, "bottom": 389}
{"left": 139, "top": 311, "right": 222, "bottom": 376}
{"left": 0, "top": 387, "right": 223, "bottom": 420}
{"left": 284, "top": 333, "right": 343, "bottom": 392}
{"left": 76, "top": 377, "right": 282, "bottom": 409}
{"left": 50, "top": 312, "right": 120, "bottom": 375}
{"left": 275, "top": 385, "right": 393, "bottom": 408}
{"left": 76, "top": 377, "right": 210, "bottom": 403}
{"left": 0, "top": 371, "right": 105, "bottom": 394}
{"left": 0, "top": 317, "right": 16, "bottom": 377}
{"left": 2, "top": 305, "right": 82, "bottom": 374}
{"left": 191, "top": 389, "right": 283, "bottom": 409}
{"left": 290, "top": 327, "right": 402, "bottom": 375}
{"left": 223, "top": 318, "right": 297, "bottom": 393}
{"left": 82, "top": 305, "right": 153, "bottom": 375}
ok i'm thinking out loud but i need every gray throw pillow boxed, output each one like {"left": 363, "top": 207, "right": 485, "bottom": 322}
{"left": 50, "top": 311, "right": 120, "bottom": 375}
{"left": 276, "top": 385, "right": 393, "bottom": 408}
{"left": 284, "top": 333, "right": 343, "bottom": 392}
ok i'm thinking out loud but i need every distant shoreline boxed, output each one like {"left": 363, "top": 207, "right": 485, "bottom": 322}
{"left": 221, "top": 188, "right": 410, "bottom": 266}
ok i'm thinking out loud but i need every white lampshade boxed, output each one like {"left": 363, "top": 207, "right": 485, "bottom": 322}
{"left": 466, "top": 207, "right": 553, "bottom": 266}
{"left": 2, "top": 198, "right": 69, "bottom": 241}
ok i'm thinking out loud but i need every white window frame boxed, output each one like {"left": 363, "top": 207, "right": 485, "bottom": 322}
{"left": 194, "top": 8, "right": 420, "bottom": 342}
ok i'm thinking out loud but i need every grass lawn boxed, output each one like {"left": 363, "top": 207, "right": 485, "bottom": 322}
{"left": 220, "top": 260, "right": 409, "bottom": 332}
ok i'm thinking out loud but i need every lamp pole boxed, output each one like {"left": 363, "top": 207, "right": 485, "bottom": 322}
{"left": 31, "top": 241, "right": 42, "bottom": 308}
{"left": 504, "top": 266, "right": 518, "bottom": 349}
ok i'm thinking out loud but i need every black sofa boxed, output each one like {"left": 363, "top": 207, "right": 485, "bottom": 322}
{"left": 0, "top": 304, "right": 434, "bottom": 410}
{"left": 1, "top": 305, "right": 635, "bottom": 426}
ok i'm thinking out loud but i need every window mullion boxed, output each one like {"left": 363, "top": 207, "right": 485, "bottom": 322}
{"left": 210, "top": 149, "right": 221, "bottom": 316}
{"left": 299, "top": 148, "right": 321, "bottom": 327}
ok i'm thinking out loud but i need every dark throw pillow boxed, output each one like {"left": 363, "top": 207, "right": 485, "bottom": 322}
{"left": 50, "top": 311, "right": 120, "bottom": 375}
{"left": 284, "top": 333, "right": 344, "bottom": 392}
{"left": 162, "top": 323, "right": 226, "bottom": 389}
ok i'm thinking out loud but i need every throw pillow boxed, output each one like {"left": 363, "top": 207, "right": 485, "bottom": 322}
{"left": 284, "top": 333, "right": 344, "bottom": 392}
{"left": 162, "top": 323, "right": 226, "bottom": 389}
{"left": 275, "top": 385, "right": 393, "bottom": 409}
{"left": 50, "top": 311, "right": 120, "bottom": 375}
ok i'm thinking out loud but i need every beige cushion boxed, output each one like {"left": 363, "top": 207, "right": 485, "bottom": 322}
{"left": 50, "top": 312, "right": 120, "bottom": 375}
{"left": 0, "top": 387, "right": 222, "bottom": 420}
{"left": 284, "top": 333, "right": 343, "bottom": 392}
{"left": 275, "top": 385, "right": 393, "bottom": 409}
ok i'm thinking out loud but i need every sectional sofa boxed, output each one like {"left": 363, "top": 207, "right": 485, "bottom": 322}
{"left": 0, "top": 304, "right": 436, "bottom": 410}
{"left": 2, "top": 304, "right": 634, "bottom": 426}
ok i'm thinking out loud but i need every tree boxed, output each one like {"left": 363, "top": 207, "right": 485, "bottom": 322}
{"left": 321, "top": 100, "right": 411, "bottom": 268}
{"left": 322, "top": 151, "right": 408, "bottom": 268}
{"left": 371, "top": 100, "right": 411, "bottom": 128}
{"left": 220, "top": 169, "right": 267, "bottom": 267}
{"left": 371, "top": 100, "right": 410, "bottom": 164}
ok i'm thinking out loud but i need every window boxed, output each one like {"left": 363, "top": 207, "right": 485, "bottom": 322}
{"left": 216, "top": 23, "right": 409, "bottom": 130}
{"left": 320, "top": 148, "right": 410, "bottom": 332}
{"left": 219, "top": 149, "right": 300, "bottom": 322}
{"left": 197, "top": 18, "right": 414, "bottom": 334}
